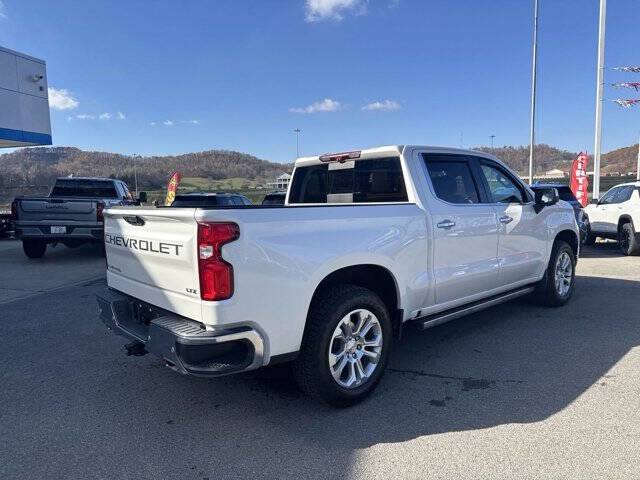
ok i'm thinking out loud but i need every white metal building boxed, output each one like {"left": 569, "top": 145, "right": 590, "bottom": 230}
{"left": 265, "top": 173, "right": 292, "bottom": 190}
{"left": 0, "top": 46, "right": 51, "bottom": 148}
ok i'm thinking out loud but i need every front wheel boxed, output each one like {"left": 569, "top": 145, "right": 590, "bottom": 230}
{"left": 22, "top": 239, "right": 47, "bottom": 259}
{"left": 533, "top": 240, "right": 576, "bottom": 307}
{"left": 618, "top": 223, "right": 640, "bottom": 256}
{"left": 293, "top": 284, "right": 392, "bottom": 407}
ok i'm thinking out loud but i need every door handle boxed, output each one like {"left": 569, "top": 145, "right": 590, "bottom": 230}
{"left": 437, "top": 219, "right": 456, "bottom": 229}
{"left": 499, "top": 215, "right": 513, "bottom": 224}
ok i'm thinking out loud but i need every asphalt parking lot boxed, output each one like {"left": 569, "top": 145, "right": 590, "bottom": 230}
{"left": 1, "top": 238, "right": 639, "bottom": 479}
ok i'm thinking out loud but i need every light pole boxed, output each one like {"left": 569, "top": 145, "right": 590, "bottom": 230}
{"left": 293, "top": 128, "right": 301, "bottom": 158}
{"left": 636, "top": 131, "right": 640, "bottom": 181}
{"left": 528, "top": 0, "right": 539, "bottom": 184}
{"left": 490, "top": 135, "right": 496, "bottom": 149}
{"left": 592, "top": 0, "right": 607, "bottom": 199}
{"left": 132, "top": 154, "right": 139, "bottom": 196}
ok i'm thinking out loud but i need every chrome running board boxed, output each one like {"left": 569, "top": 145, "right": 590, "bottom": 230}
{"left": 412, "top": 286, "right": 536, "bottom": 330}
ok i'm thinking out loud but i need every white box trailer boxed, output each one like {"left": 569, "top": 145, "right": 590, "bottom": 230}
{"left": 0, "top": 46, "right": 51, "bottom": 147}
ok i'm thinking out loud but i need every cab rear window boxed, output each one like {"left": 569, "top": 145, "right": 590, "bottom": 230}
{"left": 50, "top": 180, "right": 118, "bottom": 198}
{"left": 288, "top": 157, "right": 408, "bottom": 204}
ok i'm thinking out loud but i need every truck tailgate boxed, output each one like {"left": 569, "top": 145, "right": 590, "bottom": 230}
{"left": 104, "top": 207, "right": 202, "bottom": 321}
{"left": 18, "top": 198, "right": 97, "bottom": 221}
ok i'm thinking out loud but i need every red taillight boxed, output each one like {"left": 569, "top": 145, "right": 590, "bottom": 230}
{"left": 319, "top": 150, "right": 361, "bottom": 163}
{"left": 96, "top": 202, "right": 105, "bottom": 222}
{"left": 11, "top": 200, "right": 17, "bottom": 220}
{"left": 197, "top": 222, "right": 239, "bottom": 301}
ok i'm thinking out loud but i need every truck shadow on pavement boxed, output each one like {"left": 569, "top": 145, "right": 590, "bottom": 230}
{"left": 2, "top": 274, "right": 639, "bottom": 479}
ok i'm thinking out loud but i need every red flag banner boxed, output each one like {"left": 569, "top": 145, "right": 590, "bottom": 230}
{"left": 613, "top": 99, "right": 640, "bottom": 108}
{"left": 164, "top": 171, "right": 182, "bottom": 206}
{"left": 570, "top": 152, "right": 589, "bottom": 207}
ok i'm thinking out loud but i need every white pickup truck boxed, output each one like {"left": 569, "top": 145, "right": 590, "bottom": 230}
{"left": 97, "top": 145, "right": 579, "bottom": 406}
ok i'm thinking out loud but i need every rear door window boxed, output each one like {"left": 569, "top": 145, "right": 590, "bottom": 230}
{"left": 121, "top": 183, "right": 134, "bottom": 201}
{"left": 288, "top": 157, "right": 408, "bottom": 204}
{"left": 423, "top": 156, "right": 480, "bottom": 204}
{"left": 50, "top": 179, "right": 118, "bottom": 198}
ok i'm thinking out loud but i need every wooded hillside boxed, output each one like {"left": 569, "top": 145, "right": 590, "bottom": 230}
{"left": 0, "top": 147, "right": 293, "bottom": 190}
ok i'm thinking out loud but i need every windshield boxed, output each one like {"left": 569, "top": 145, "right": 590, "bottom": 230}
{"left": 172, "top": 195, "right": 234, "bottom": 207}
{"left": 50, "top": 179, "right": 118, "bottom": 198}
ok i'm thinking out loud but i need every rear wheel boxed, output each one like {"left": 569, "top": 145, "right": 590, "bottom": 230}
{"left": 533, "top": 240, "right": 575, "bottom": 306}
{"left": 618, "top": 223, "right": 639, "bottom": 256}
{"left": 293, "top": 284, "right": 392, "bottom": 407}
{"left": 22, "top": 239, "right": 47, "bottom": 259}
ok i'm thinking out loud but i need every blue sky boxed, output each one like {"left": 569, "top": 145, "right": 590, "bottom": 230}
{"left": 1, "top": 0, "right": 639, "bottom": 163}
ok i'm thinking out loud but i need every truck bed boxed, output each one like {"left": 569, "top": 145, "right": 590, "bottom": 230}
{"left": 104, "top": 202, "right": 426, "bottom": 357}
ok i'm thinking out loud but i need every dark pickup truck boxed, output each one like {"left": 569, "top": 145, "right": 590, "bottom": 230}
{"left": 13, "top": 177, "right": 145, "bottom": 258}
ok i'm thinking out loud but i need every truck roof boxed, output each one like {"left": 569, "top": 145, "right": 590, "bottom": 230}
{"left": 294, "top": 145, "right": 501, "bottom": 167}
{"left": 55, "top": 176, "right": 117, "bottom": 181}
{"left": 612, "top": 181, "right": 640, "bottom": 188}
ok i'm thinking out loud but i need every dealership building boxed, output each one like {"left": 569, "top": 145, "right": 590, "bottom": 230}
{"left": 0, "top": 46, "right": 51, "bottom": 148}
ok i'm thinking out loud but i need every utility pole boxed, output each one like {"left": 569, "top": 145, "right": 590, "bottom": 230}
{"left": 592, "top": 0, "right": 607, "bottom": 199}
{"left": 528, "top": 0, "right": 539, "bottom": 185}
{"left": 490, "top": 135, "right": 496, "bottom": 149}
{"left": 293, "top": 128, "right": 301, "bottom": 158}
{"left": 132, "top": 154, "right": 139, "bottom": 196}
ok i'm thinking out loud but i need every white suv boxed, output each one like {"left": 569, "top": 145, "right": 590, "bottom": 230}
{"left": 585, "top": 181, "right": 640, "bottom": 255}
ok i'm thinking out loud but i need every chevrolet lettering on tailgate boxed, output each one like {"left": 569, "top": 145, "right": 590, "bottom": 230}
{"left": 105, "top": 233, "right": 183, "bottom": 256}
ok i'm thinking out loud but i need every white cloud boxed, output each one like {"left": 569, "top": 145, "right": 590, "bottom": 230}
{"left": 48, "top": 87, "right": 79, "bottom": 110}
{"left": 163, "top": 120, "right": 174, "bottom": 126}
{"left": 149, "top": 122, "right": 156, "bottom": 126}
{"left": 0, "top": 1, "right": 7, "bottom": 19}
{"left": 290, "top": 98, "right": 341, "bottom": 114}
{"left": 99, "top": 112, "right": 111, "bottom": 120}
{"left": 74, "top": 114, "right": 96, "bottom": 120}
{"left": 117, "top": 111, "right": 126, "bottom": 120}
{"left": 361, "top": 99, "right": 401, "bottom": 111}
{"left": 188, "top": 119, "right": 199, "bottom": 124}
{"left": 305, "top": 0, "right": 366, "bottom": 22}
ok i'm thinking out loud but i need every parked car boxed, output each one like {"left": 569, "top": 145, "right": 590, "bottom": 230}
{"left": 532, "top": 183, "right": 590, "bottom": 244}
{"left": 584, "top": 181, "right": 640, "bottom": 255}
{"left": 0, "top": 209, "right": 13, "bottom": 237}
{"left": 171, "top": 192, "right": 251, "bottom": 207}
{"left": 261, "top": 192, "right": 286, "bottom": 205}
{"left": 97, "top": 145, "right": 579, "bottom": 406}
{"left": 13, "top": 177, "right": 145, "bottom": 258}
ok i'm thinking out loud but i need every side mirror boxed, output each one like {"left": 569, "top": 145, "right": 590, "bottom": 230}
{"left": 590, "top": 198, "right": 600, "bottom": 205}
{"left": 137, "top": 192, "right": 147, "bottom": 204}
{"left": 533, "top": 187, "right": 559, "bottom": 213}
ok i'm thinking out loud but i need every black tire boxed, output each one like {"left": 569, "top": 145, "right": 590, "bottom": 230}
{"left": 293, "top": 284, "right": 392, "bottom": 407}
{"left": 22, "top": 239, "right": 47, "bottom": 259}
{"left": 583, "top": 233, "right": 596, "bottom": 246}
{"left": 618, "top": 223, "right": 640, "bottom": 256}
{"left": 533, "top": 240, "right": 576, "bottom": 307}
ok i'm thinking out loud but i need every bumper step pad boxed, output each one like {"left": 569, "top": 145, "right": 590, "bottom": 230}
{"left": 97, "top": 289, "right": 264, "bottom": 377}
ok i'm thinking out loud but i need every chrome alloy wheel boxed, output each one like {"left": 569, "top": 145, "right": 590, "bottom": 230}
{"left": 328, "top": 309, "right": 383, "bottom": 389}
{"left": 554, "top": 251, "right": 573, "bottom": 297}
